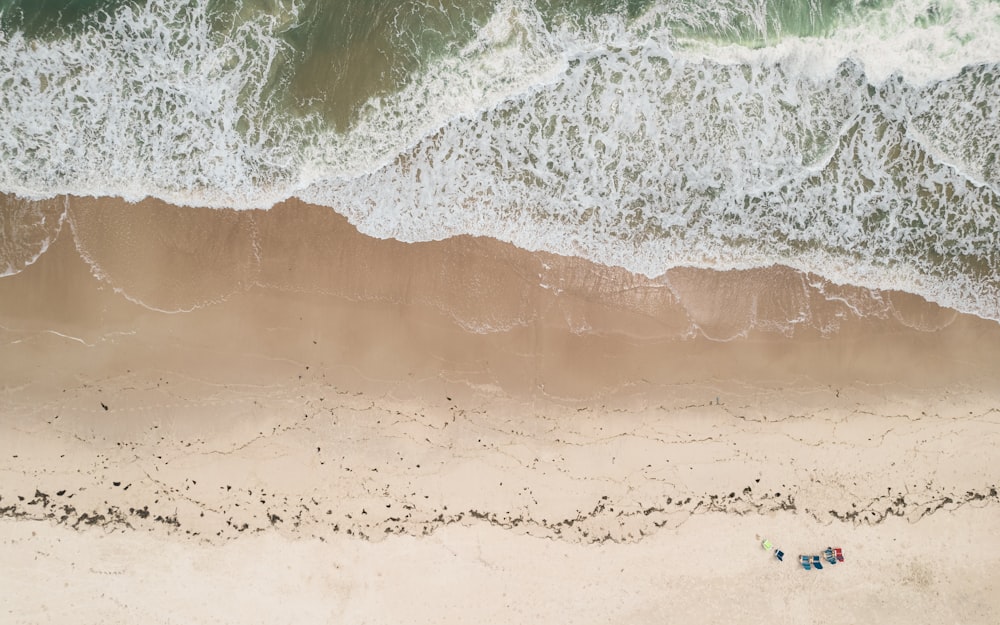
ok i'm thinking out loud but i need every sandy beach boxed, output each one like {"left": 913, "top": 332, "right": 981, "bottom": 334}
{"left": 2, "top": 195, "right": 999, "bottom": 624}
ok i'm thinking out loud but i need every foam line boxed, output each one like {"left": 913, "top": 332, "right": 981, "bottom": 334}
{"left": 1, "top": 0, "right": 998, "bottom": 321}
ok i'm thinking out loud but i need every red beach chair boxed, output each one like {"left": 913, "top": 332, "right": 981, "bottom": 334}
{"left": 833, "top": 547, "right": 845, "bottom": 562}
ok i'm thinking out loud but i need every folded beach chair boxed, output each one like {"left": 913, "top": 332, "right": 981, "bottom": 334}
{"left": 762, "top": 539, "right": 773, "bottom": 551}
{"left": 800, "top": 555, "right": 811, "bottom": 570}
{"left": 823, "top": 548, "right": 837, "bottom": 565}
{"left": 811, "top": 555, "right": 823, "bottom": 570}
{"left": 833, "top": 547, "right": 845, "bottom": 562}
{"left": 774, "top": 549, "right": 784, "bottom": 562}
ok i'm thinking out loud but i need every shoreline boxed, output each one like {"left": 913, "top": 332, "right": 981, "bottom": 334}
{"left": 2, "top": 194, "right": 999, "bottom": 623}
{"left": 3, "top": 195, "right": 999, "bottom": 395}
{"left": 3, "top": 193, "right": 994, "bottom": 330}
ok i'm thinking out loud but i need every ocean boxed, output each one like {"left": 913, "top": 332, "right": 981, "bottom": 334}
{"left": 1, "top": 0, "right": 998, "bottom": 321}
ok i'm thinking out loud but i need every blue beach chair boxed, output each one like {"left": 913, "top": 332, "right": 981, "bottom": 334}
{"left": 823, "top": 547, "right": 837, "bottom": 565}
{"left": 812, "top": 555, "right": 823, "bottom": 570}
{"left": 775, "top": 549, "right": 784, "bottom": 562}
{"left": 800, "top": 555, "right": 811, "bottom": 570}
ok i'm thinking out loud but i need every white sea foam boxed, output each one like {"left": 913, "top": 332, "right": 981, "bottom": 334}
{"left": 1, "top": 0, "right": 999, "bottom": 320}
{"left": 0, "top": 196, "right": 67, "bottom": 277}
{"left": 302, "top": 0, "right": 1000, "bottom": 320}
{"left": 677, "top": 0, "right": 1000, "bottom": 84}
{"left": 0, "top": 0, "right": 308, "bottom": 207}
{"left": 302, "top": 0, "right": 572, "bottom": 181}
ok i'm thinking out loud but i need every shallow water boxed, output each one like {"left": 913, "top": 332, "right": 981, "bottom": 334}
{"left": 0, "top": 194, "right": 965, "bottom": 342}
{"left": 1, "top": 0, "right": 998, "bottom": 320}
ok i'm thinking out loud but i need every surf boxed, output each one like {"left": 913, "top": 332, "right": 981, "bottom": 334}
{"left": 0, "top": 0, "right": 998, "bottom": 321}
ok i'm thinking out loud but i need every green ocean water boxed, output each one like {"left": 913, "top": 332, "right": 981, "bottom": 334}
{"left": 0, "top": 0, "right": 860, "bottom": 128}
{"left": 1, "top": 0, "right": 999, "bottom": 321}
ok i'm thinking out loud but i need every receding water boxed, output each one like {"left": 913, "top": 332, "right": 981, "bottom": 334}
{"left": 1, "top": 0, "right": 998, "bottom": 320}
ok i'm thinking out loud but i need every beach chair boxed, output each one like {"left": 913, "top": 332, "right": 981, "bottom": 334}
{"left": 774, "top": 549, "right": 784, "bottom": 562}
{"left": 800, "top": 555, "right": 811, "bottom": 570}
{"left": 823, "top": 547, "right": 837, "bottom": 565}
{"left": 811, "top": 555, "right": 823, "bottom": 570}
{"left": 762, "top": 539, "right": 773, "bottom": 551}
{"left": 833, "top": 547, "right": 845, "bottom": 562}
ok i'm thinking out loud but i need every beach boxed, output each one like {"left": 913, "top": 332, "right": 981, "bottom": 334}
{"left": 2, "top": 196, "right": 999, "bottom": 623}
{"left": 3, "top": 0, "right": 1000, "bottom": 620}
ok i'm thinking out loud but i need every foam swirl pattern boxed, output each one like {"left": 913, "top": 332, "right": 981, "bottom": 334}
{"left": 1, "top": 0, "right": 998, "bottom": 319}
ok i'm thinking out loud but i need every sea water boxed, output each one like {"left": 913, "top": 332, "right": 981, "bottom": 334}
{"left": 1, "top": 0, "right": 998, "bottom": 320}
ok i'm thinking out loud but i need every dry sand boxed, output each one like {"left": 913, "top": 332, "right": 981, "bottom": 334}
{"left": 1, "top": 195, "right": 999, "bottom": 624}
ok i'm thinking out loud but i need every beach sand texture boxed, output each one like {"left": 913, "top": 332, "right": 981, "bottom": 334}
{"left": 2, "top": 196, "right": 999, "bottom": 624}
{"left": 4, "top": 0, "right": 1000, "bottom": 621}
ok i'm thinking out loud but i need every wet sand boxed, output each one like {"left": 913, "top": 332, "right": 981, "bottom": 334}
{"left": 1, "top": 195, "right": 999, "bottom": 624}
